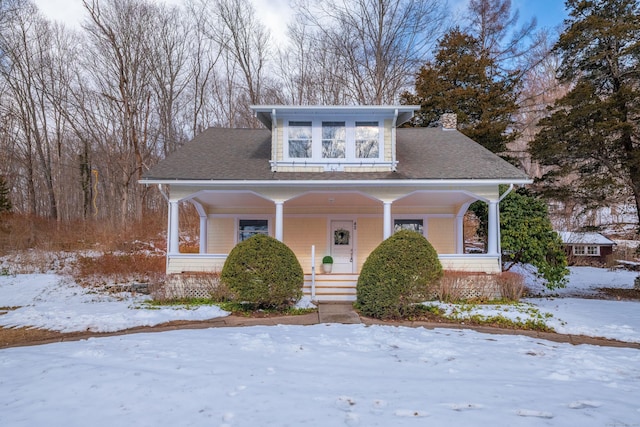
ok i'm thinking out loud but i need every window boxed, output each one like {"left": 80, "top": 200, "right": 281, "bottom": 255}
{"left": 322, "top": 121, "right": 346, "bottom": 158}
{"left": 238, "top": 219, "right": 268, "bottom": 241}
{"left": 355, "top": 121, "right": 379, "bottom": 158}
{"left": 573, "top": 245, "right": 600, "bottom": 256}
{"left": 394, "top": 219, "right": 424, "bottom": 234}
{"left": 288, "top": 121, "right": 312, "bottom": 158}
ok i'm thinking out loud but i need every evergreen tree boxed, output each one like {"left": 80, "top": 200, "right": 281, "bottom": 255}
{"left": 470, "top": 188, "right": 568, "bottom": 289}
{"left": 0, "top": 176, "right": 11, "bottom": 213}
{"left": 529, "top": 0, "right": 640, "bottom": 222}
{"left": 402, "top": 28, "right": 520, "bottom": 155}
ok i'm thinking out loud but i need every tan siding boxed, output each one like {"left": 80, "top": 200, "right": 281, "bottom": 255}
{"left": 427, "top": 217, "right": 455, "bottom": 253}
{"left": 383, "top": 119, "right": 392, "bottom": 162}
{"left": 167, "top": 256, "right": 226, "bottom": 274}
{"left": 356, "top": 217, "right": 383, "bottom": 272}
{"left": 275, "top": 118, "right": 284, "bottom": 161}
{"left": 283, "top": 217, "right": 328, "bottom": 273}
{"left": 439, "top": 256, "right": 501, "bottom": 273}
{"left": 207, "top": 217, "right": 236, "bottom": 254}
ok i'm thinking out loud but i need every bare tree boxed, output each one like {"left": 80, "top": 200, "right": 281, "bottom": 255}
{"left": 293, "top": 0, "right": 447, "bottom": 105}
{"left": 82, "top": 0, "right": 157, "bottom": 225}
{"left": 464, "top": 0, "right": 541, "bottom": 78}
{"left": 0, "top": 3, "right": 63, "bottom": 219}
{"left": 194, "top": 0, "right": 271, "bottom": 127}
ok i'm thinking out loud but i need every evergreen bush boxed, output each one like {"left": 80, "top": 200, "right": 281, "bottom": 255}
{"left": 221, "top": 234, "right": 303, "bottom": 309}
{"left": 356, "top": 230, "right": 443, "bottom": 319}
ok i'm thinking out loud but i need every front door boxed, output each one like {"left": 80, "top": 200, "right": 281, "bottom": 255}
{"left": 331, "top": 220, "right": 354, "bottom": 273}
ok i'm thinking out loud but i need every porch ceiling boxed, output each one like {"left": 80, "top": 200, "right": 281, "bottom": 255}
{"left": 189, "top": 189, "right": 478, "bottom": 210}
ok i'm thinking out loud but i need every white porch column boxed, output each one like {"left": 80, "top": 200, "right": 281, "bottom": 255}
{"left": 199, "top": 215, "right": 208, "bottom": 254}
{"left": 456, "top": 214, "right": 464, "bottom": 254}
{"left": 487, "top": 200, "right": 499, "bottom": 255}
{"left": 275, "top": 201, "right": 284, "bottom": 241}
{"left": 169, "top": 200, "right": 180, "bottom": 254}
{"left": 383, "top": 201, "right": 392, "bottom": 239}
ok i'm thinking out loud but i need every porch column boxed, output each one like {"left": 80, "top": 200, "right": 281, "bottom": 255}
{"left": 199, "top": 215, "right": 208, "bottom": 254}
{"left": 487, "top": 200, "right": 499, "bottom": 255}
{"left": 275, "top": 201, "right": 284, "bottom": 241}
{"left": 383, "top": 201, "right": 392, "bottom": 239}
{"left": 169, "top": 200, "right": 180, "bottom": 254}
{"left": 456, "top": 214, "right": 464, "bottom": 254}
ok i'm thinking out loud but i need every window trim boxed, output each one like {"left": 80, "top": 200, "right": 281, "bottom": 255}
{"left": 572, "top": 245, "right": 600, "bottom": 256}
{"left": 283, "top": 116, "right": 384, "bottom": 163}
{"left": 237, "top": 218, "right": 270, "bottom": 242}
{"left": 393, "top": 216, "right": 427, "bottom": 238}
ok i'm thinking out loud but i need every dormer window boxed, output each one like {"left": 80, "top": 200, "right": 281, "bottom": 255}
{"left": 355, "top": 121, "right": 379, "bottom": 158}
{"left": 322, "top": 121, "right": 346, "bottom": 158}
{"left": 288, "top": 121, "right": 312, "bottom": 158}
{"left": 251, "top": 105, "right": 419, "bottom": 172}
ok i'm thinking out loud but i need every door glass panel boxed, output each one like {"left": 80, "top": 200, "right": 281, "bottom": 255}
{"left": 334, "top": 228, "right": 350, "bottom": 245}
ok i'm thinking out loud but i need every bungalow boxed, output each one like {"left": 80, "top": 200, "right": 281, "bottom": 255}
{"left": 140, "top": 105, "right": 531, "bottom": 300}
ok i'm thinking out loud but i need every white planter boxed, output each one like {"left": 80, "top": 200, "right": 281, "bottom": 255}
{"left": 322, "top": 263, "right": 333, "bottom": 274}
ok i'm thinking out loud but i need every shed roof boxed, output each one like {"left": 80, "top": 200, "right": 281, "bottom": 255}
{"left": 558, "top": 231, "right": 616, "bottom": 246}
{"left": 142, "top": 127, "right": 530, "bottom": 182}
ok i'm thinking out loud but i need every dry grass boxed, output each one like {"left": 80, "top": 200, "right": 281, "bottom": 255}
{"left": 0, "top": 212, "right": 170, "bottom": 255}
{"left": 73, "top": 252, "right": 166, "bottom": 287}
{"left": 436, "top": 271, "right": 525, "bottom": 302}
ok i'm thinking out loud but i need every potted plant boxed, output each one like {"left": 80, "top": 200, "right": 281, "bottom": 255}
{"left": 322, "top": 255, "right": 333, "bottom": 273}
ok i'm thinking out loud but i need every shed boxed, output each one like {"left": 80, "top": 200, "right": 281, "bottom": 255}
{"left": 558, "top": 231, "right": 616, "bottom": 265}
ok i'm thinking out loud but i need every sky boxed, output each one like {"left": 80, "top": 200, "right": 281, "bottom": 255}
{"left": 1, "top": 265, "right": 640, "bottom": 426}
{"left": 32, "top": 0, "right": 569, "bottom": 45}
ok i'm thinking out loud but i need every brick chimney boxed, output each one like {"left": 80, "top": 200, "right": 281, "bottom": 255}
{"left": 440, "top": 113, "right": 457, "bottom": 130}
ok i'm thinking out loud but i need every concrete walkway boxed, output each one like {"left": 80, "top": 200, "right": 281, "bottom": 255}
{"left": 317, "top": 302, "right": 361, "bottom": 324}
{"left": 3, "top": 303, "right": 640, "bottom": 350}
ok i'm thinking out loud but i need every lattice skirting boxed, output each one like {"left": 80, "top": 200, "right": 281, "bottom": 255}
{"left": 156, "top": 273, "right": 221, "bottom": 300}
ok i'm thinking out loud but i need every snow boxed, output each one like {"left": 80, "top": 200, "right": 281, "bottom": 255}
{"left": 0, "top": 274, "right": 229, "bottom": 332}
{"left": 1, "top": 266, "right": 640, "bottom": 426}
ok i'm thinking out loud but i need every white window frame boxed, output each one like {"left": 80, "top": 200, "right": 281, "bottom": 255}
{"left": 237, "top": 218, "right": 271, "bottom": 242}
{"left": 283, "top": 116, "right": 384, "bottom": 164}
{"left": 393, "top": 215, "right": 427, "bottom": 238}
{"left": 573, "top": 245, "right": 600, "bottom": 256}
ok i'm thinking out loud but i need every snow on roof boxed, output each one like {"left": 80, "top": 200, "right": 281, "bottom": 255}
{"left": 558, "top": 231, "right": 616, "bottom": 246}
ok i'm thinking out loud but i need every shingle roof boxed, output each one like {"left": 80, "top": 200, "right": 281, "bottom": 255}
{"left": 142, "top": 127, "right": 529, "bottom": 181}
{"left": 558, "top": 231, "right": 616, "bottom": 246}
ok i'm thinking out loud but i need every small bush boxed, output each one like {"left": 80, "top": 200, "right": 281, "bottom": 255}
{"left": 356, "top": 230, "right": 443, "bottom": 319}
{"left": 497, "top": 271, "right": 526, "bottom": 301}
{"left": 221, "top": 234, "right": 303, "bottom": 310}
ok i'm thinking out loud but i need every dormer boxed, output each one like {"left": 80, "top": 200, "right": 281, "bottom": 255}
{"left": 251, "top": 105, "right": 419, "bottom": 172}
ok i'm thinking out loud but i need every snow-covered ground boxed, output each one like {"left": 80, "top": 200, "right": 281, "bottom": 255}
{"left": 1, "top": 267, "right": 640, "bottom": 426}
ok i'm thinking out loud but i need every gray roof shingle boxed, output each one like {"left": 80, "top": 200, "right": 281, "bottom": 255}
{"left": 142, "top": 127, "right": 529, "bottom": 181}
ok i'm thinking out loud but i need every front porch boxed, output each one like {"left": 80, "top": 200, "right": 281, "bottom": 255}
{"left": 165, "top": 253, "right": 502, "bottom": 302}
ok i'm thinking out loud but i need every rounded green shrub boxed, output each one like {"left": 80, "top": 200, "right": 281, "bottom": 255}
{"left": 356, "top": 230, "right": 443, "bottom": 319}
{"left": 221, "top": 234, "right": 303, "bottom": 309}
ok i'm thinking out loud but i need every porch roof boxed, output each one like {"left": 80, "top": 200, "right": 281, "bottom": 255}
{"left": 142, "top": 128, "right": 530, "bottom": 183}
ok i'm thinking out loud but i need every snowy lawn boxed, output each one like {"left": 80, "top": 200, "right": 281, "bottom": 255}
{"left": 1, "top": 324, "right": 639, "bottom": 426}
{"left": 1, "top": 267, "right": 640, "bottom": 426}
{"left": 0, "top": 274, "right": 229, "bottom": 332}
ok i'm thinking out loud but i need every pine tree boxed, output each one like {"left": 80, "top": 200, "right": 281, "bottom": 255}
{"left": 529, "top": 0, "right": 640, "bottom": 222}
{"left": 402, "top": 28, "right": 520, "bottom": 155}
{"left": 0, "top": 176, "right": 11, "bottom": 213}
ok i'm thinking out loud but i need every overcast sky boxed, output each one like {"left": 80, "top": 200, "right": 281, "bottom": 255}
{"left": 32, "top": 0, "right": 568, "bottom": 45}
